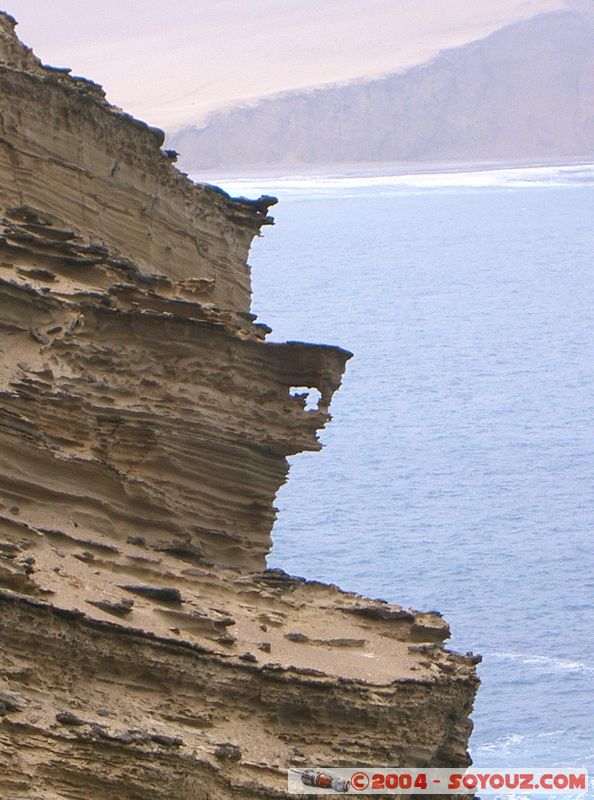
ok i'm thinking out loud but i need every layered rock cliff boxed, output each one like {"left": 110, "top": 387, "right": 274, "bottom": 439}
{"left": 0, "top": 13, "right": 479, "bottom": 799}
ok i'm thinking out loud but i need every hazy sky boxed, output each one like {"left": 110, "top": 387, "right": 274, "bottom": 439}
{"left": 4, "top": 0, "right": 567, "bottom": 130}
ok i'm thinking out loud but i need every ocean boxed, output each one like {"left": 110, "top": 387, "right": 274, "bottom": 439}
{"left": 209, "top": 165, "right": 594, "bottom": 795}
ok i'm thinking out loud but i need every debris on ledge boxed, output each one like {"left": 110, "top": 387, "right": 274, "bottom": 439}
{"left": 0, "top": 12, "right": 479, "bottom": 799}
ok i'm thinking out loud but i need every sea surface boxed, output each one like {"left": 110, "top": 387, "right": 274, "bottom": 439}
{"left": 209, "top": 164, "right": 594, "bottom": 796}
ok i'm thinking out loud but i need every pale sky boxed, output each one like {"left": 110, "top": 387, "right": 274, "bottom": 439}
{"left": 4, "top": 0, "right": 567, "bottom": 130}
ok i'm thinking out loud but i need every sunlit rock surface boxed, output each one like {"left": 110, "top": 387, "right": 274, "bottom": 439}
{"left": 0, "top": 13, "right": 479, "bottom": 799}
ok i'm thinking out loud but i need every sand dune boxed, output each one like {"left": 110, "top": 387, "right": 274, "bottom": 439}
{"left": 7, "top": 0, "right": 566, "bottom": 129}
{"left": 169, "top": 5, "right": 594, "bottom": 171}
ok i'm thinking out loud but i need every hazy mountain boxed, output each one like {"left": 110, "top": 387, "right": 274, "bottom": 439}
{"left": 169, "top": 5, "right": 594, "bottom": 172}
{"left": 8, "top": 0, "right": 565, "bottom": 129}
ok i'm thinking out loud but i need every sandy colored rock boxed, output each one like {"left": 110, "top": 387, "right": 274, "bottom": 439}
{"left": 0, "top": 13, "right": 479, "bottom": 799}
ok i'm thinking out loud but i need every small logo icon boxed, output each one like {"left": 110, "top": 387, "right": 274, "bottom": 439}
{"left": 351, "top": 771, "right": 370, "bottom": 791}
{"left": 301, "top": 769, "right": 350, "bottom": 792}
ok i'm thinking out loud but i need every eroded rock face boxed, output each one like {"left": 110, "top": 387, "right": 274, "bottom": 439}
{"left": 0, "top": 13, "right": 479, "bottom": 799}
{"left": 0, "top": 10, "right": 349, "bottom": 572}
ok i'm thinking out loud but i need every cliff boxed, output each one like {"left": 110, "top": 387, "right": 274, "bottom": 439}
{"left": 0, "top": 13, "right": 479, "bottom": 799}
{"left": 169, "top": 4, "right": 594, "bottom": 171}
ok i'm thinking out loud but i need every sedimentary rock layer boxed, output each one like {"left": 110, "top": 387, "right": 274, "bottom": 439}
{"left": 0, "top": 12, "right": 479, "bottom": 799}
{"left": 0, "top": 11, "right": 349, "bottom": 571}
{"left": 0, "top": 552, "right": 478, "bottom": 799}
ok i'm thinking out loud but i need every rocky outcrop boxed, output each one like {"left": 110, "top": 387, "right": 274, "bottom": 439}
{"left": 0, "top": 13, "right": 479, "bottom": 799}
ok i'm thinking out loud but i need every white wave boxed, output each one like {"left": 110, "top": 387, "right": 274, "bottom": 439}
{"left": 475, "top": 732, "right": 526, "bottom": 754}
{"left": 204, "top": 163, "right": 594, "bottom": 200}
{"left": 485, "top": 651, "right": 594, "bottom": 675}
{"left": 537, "top": 729, "right": 568, "bottom": 739}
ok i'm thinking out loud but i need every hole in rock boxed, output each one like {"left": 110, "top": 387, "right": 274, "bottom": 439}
{"left": 289, "top": 386, "right": 322, "bottom": 412}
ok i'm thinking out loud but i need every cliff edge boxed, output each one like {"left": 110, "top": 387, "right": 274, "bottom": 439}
{"left": 0, "top": 13, "right": 479, "bottom": 799}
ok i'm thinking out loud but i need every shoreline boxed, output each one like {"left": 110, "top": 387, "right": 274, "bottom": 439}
{"left": 190, "top": 157, "right": 594, "bottom": 185}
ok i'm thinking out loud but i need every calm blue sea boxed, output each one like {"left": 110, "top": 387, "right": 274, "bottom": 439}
{"left": 211, "top": 165, "right": 594, "bottom": 796}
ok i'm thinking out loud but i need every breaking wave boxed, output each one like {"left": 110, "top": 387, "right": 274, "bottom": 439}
{"left": 485, "top": 651, "right": 594, "bottom": 675}
{"left": 209, "top": 163, "right": 594, "bottom": 200}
